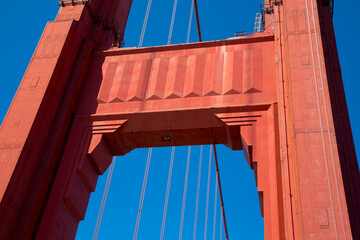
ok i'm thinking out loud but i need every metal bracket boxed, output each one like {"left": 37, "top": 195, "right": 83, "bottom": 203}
{"left": 57, "top": 0, "right": 88, "bottom": 7}
{"left": 271, "top": 0, "right": 283, "bottom": 6}
{"left": 84, "top": 4, "right": 124, "bottom": 48}
{"left": 116, "top": 31, "right": 125, "bottom": 48}
{"left": 261, "top": 0, "right": 283, "bottom": 15}
{"left": 264, "top": 6, "right": 274, "bottom": 14}
{"left": 57, "top": 0, "right": 124, "bottom": 47}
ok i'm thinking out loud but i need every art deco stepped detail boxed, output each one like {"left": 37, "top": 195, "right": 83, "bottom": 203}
{"left": 0, "top": 0, "right": 358, "bottom": 239}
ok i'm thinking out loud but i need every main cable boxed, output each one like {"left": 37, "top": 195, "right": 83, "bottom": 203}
{"left": 133, "top": 148, "right": 153, "bottom": 240}
{"left": 160, "top": 146, "right": 176, "bottom": 240}
{"left": 93, "top": 158, "right": 116, "bottom": 240}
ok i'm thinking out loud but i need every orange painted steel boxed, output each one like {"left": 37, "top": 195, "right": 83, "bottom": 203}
{"left": 0, "top": 0, "right": 359, "bottom": 239}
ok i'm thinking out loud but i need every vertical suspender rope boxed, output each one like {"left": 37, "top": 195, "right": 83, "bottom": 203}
{"left": 183, "top": 4, "right": 196, "bottom": 238}
{"left": 178, "top": 146, "right": 192, "bottom": 240}
{"left": 133, "top": 148, "right": 153, "bottom": 240}
{"left": 220, "top": 211, "right": 223, "bottom": 240}
{"left": 160, "top": 146, "right": 176, "bottom": 240}
{"left": 93, "top": 158, "right": 116, "bottom": 240}
{"left": 213, "top": 144, "right": 229, "bottom": 240}
{"left": 138, "top": 0, "right": 153, "bottom": 47}
{"left": 133, "top": 0, "right": 154, "bottom": 237}
{"left": 186, "top": 0, "right": 194, "bottom": 43}
{"left": 94, "top": 1, "right": 198, "bottom": 239}
{"left": 212, "top": 178, "right": 218, "bottom": 240}
{"left": 193, "top": 0, "right": 202, "bottom": 42}
{"left": 193, "top": 145, "right": 203, "bottom": 240}
{"left": 204, "top": 146, "right": 212, "bottom": 240}
{"left": 167, "top": 0, "right": 179, "bottom": 45}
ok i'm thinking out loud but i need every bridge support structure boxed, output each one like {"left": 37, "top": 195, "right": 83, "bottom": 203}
{"left": 0, "top": 0, "right": 358, "bottom": 239}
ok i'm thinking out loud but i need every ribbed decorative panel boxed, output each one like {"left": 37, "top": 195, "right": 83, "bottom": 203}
{"left": 97, "top": 40, "right": 271, "bottom": 104}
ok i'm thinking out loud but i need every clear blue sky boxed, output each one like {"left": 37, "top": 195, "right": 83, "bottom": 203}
{"left": 0, "top": 1, "right": 359, "bottom": 240}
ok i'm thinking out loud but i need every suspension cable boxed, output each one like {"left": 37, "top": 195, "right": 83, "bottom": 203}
{"left": 193, "top": 145, "right": 203, "bottom": 240}
{"left": 193, "top": 0, "right": 202, "bottom": 42}
{"left": 186, "top": 0, "right": 194, "bottom": 43}
{"left": 167, "top": 0, "right": 179, "bottom": 45}
{"left": 138, "top": 0, "right": 153, "bottom": 47}
{"left": 93, "top": 157, "right": 116, "bottom": 240}
{"left": 213, "top": 144, "right": 229, "bottom": 240}
{"left": 133, "top": 148, "right": 153, "bottom": 240}
{"left": 160, "top": 146, "right": 176, "bottom": 240}
{"left": 133, "top": 9, "right": 155, "bottom": 238}
{"left": 220, "top": 210, "right": 223, "bottom": 240}
{"left": 204, "top": 146, "right": 212, "bottom": 240}
{"left": 212, "top": 178, "right": 218, "bottom": 240}
{"left": 178, "top": 146, "right": 191, "bottom": 240}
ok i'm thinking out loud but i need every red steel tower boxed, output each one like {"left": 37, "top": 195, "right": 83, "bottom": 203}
{"left": 0, "top": 0, "right": 359, "bottom": 239}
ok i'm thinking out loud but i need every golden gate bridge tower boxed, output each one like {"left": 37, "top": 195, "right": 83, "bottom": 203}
{"left": 0, "top": 0, "right": 359, "bottom": 239}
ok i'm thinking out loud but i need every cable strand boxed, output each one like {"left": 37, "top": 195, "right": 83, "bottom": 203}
{"left": 133, "top": 148, "right": 153, "bottom": 240}
{"left": 179, "top": 146, "right": 192, "bottom": 240}
{"left": 193, "top": 145, "right": 203, "bottom": 240}
{"left": 186, "top": 0, "right": 194, "bottom": 43}
{"left": 204, "top": 146, "right": 212, "bottom": 240}
{"left": 220, "top": 210, "right": 223, "bottom": 240}
{"left": 93, "top": 157, "right": 116, "bottom": 240}
{"left": 167, "top": 0, "right": 179, "bottom": 45}
{"left": 138, "top": 0, "right": 153, "bottom": 47}
{"left": 213, "top": 144, "right": 229, "bottom": 240}
{"left": 160, "top": 146, "right": 176, "bottom": 240}
{"left": 212, "top": 178, "right": 218, "bottom": 240}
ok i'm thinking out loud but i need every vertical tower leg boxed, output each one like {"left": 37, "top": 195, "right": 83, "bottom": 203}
{"left": 272, "top": 0, "right": 360, "bottom": 238}
{"left": 35, "top": 119, "right": 113, "bottom": 240}
{"left": 0, "top": 2, "right": 133, "bottom": 239}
